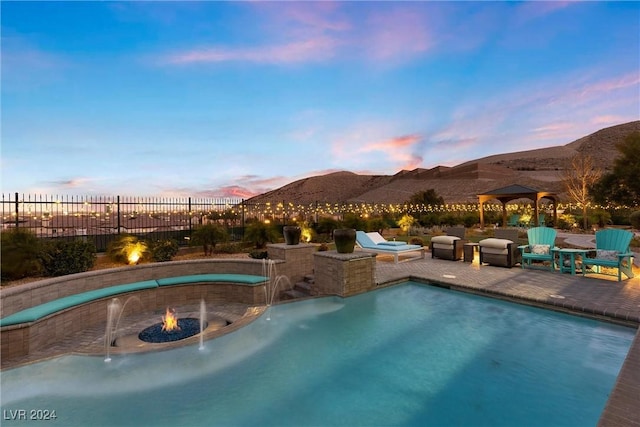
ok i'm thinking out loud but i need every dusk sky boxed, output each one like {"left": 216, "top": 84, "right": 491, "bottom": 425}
{"left": 2, "top": 1, "right": 639, "bottom": 199}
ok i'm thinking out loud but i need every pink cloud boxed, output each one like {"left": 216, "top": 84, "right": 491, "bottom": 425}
{"left": 363, "top": 8, "right": 433, "bottom": 61}
{"left": 164, "top": 36, "right": 338, "bottom": 65}
{"left": 591, "top": 115, "right": 631, "bottom": 126}
{"left": 515, "top": 1, "right": 574, "bottom": 23}
{"left": 577, "top": 72, "right": 640, "bottom": 100}
{"left": 50, "top": 177, "right": 94, "bottom": 189}
{"left": 161, "top": 3, "right": 437, "bottom": 67}
{"left": 361, "top": 134, "right": 422, "bottom": 152}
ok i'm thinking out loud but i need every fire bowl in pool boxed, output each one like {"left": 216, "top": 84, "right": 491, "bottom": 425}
{"left": 139, "top": 318, "right": 208, "bottom": 343}
{"left": 112, "top": 314, "right": 229, "bottom": 349}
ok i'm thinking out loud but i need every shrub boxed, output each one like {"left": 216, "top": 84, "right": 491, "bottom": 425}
{"left": 315, "top": 217, "right": 340, "bottom": 235}
{"left": 592, "top": 209, "right": 612, "bottom": 228}
{"left": 244, "top": 221, "right": 278, "bottom": 249}
{"left": 367, "top": 218, "right": 387, "bottom": 233}
{"left": 248, "top": 249, "right": 268, "bottom": 259}
{"left": 147, "top": 239, "right": 179, "bottom": 262}
{"left": 461, "top": 213, "right": 479, "bottom": 228}
{"left": 630, "top": 210, "right": 640, "bottom": 230}
{"left": 40, "top": 239, "right": 96, "bottom": 277}
{"left": 409, "top": 237, "right": 424, "bottom": 246}
{"left": 1, "top": 228, "right": 43, "bottom": 281}
{"left": 342, "top": 213, "right": 367, "bottom": 232}
{"left": 106, "top": 234, "right": 148, "bottom": 264}
{"left": 215, "top": 242, "right": 243, "bottom": 254}
{"left": 191, "top": 223, "right": 228, "bottom": 255}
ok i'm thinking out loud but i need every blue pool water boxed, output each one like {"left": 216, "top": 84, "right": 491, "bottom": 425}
{"left": 0, "top": 282, "right": 634, "bottom": 426}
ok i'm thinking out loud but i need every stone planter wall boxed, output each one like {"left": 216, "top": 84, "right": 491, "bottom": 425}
{"left": 312, "top": 251, "right": 376, "bottom": 297}
{"left": 266, "top": 243, "right": 317, "bottom": 287}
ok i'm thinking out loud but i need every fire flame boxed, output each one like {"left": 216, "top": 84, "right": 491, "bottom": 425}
{"left": 161, "top": 307, "right": 180, "bottom": 332}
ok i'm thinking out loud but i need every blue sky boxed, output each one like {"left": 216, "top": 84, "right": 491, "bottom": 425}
{"left": 2, "top": 1, "right": 639, "bottom": 198}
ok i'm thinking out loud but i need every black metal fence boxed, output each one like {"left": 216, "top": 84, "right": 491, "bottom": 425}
{"left": 1, "top": 192, "right": 536, "bottom": 252}
{"left": 1, "top": 193, "right": 249, "bottom": 252}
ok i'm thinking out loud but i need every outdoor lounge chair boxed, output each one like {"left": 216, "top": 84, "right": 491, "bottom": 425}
{"left": 430, "top": 226, "right": 467, "bottom": 261}
{"left": 583, "top": 229, "right": 635, "bottom": 281}
{"left": 507, "top": 214, "right": 521, "bottom": 227}
{"left": 519, "top": 226, "right": 558, "bottom": 271}
{"left": 355, "top": 231, "right": 425, "bottom": 264}
{"left": 479, "top": 229, "right": 521, "bottom": 268}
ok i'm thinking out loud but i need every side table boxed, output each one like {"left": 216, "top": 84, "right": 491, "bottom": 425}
{"left": 554, "top": 248, "right": 589, "bottom": 275}
{"left": 464, "top": 242, "right": 479, "bottom": 263}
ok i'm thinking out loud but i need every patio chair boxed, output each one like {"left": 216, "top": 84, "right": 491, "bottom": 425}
{"left": 583, "top": 229, "right": 635, "bottom": 281}
{"left": 430, "top": 226, "right": 467, "bottom": 261}
{"left": 507, "top": 214, "right": 521, "bottom": 227}
{"left": 479, "top": 229, "right": 521, "bottom": 268}
{"left": 519, "top": 226, "right": 557, "bottom": 271}
{"left": 355, "top": 231, "right": 425, "bottom": 264}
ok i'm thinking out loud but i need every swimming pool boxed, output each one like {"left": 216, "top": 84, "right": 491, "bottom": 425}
{"left": 0, "top": 281, "right": 634, "bottom": 426}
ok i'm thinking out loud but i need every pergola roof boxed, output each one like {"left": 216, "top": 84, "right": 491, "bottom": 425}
{"left": 477, "top": 184, "right": 558, "bottom": 228}
{"left": 478, "top": 184, "right": 554, "bottom": 199}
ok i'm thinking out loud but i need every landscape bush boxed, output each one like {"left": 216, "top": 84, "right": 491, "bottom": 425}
{"left": 591, "top": 209, "right": 612, "bottom": 228}
{"left": 630, "top": 210, "right": 640, "bottom": 230}
{"left": 315, "top": 217, "right": 340, "bottom": 235}
{"left": 215, "top": 242, "right": 243, "bottom": 254}
{"left": 409, "top": 237, "right": 424, "bottom": 246}
{"left": 461, "top": 213, "right": 479, "bottom": 228}
{"left": 147, "top": 239, "right": 179, "bottom": 262}
{"left": 1, "top": 228, "right": 43, "bottom": 281}
{"left": 248, "top": 249, "right": 268, "bottom": 259}
{"left": 342, "top": 213, "right": 367, "bottom": 232}
{"left": 190, "top": 223, "right": 229, "bottom": 255}
{"left": 106, "top": 234, "right": 149, "bottom": 264}
{"left": 40, "top": 239, "right": 96, "bottom": 276}
{"left": 244, "top": 221, "right": 279, "bottom": 249}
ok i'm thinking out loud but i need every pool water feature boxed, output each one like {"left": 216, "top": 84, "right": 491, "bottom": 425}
{"left": 0, "top": 282, "right": 634, "bottom": 426}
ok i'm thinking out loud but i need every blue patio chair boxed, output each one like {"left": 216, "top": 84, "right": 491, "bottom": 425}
{"left": 583, "top": 229, "right": 635, "bottom": 281}
{"left": 519, "top": 226, "right": 557, "bottom": 271}
{"left": 507, "top": 214, "right": 521, "bottom": 227}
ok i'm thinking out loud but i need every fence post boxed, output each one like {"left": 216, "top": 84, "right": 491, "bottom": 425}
{"left": 117, "top": 195, "right": 121, "bottom": 235}
{"left": 188, "top": 197, "right": 192, "bottom": 236}
{"left": 14, "top": 192, "right": 19, "bottom": 228}
{"left": 241, "top": 199, "right": 245, "bottom": 240}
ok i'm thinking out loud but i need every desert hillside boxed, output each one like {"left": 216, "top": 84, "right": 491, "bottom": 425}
{"left": 248, "top": 121, "right": 639, "bottom": 204}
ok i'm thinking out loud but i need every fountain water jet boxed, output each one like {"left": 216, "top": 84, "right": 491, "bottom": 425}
{"left": 104, "top": 298, "right": 121, "bottom": 362}
{"left": 262, "top": 259, "right": 291, "bottom": 321}
{"left": 104, "top": 296, "right": 142, "bottom": 362}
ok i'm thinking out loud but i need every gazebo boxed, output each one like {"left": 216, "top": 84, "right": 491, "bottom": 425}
{"left": 478, "top": 184, "right": 558, "bottom": 229}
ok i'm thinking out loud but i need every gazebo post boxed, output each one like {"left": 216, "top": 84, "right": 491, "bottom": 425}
{"left": 502, "top": 203, "right": 507, "bottom": 227}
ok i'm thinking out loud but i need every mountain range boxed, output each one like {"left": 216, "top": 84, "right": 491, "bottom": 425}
{"left": 248, "top": 121, "right": 640, "bottom": 204}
